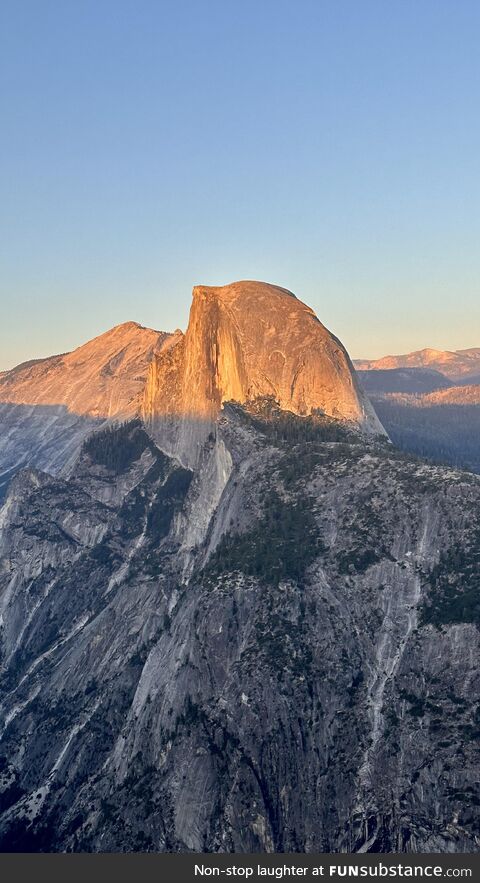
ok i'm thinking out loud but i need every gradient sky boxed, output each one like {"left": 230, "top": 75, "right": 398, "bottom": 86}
{"left": 1, "top": 0, "right": 480, "bottom": 370}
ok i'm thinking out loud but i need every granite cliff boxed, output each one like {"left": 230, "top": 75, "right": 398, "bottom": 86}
{"left": 0, "top": 282, "right": 381, "bottom": 496}
{"left": 0, "top": 322, "right": 170, "bottom": 501}
{"left": 0, "top": 284, "right": 478, "bottom": 853}
{"left": 143, "top": 282, "right": 383, "bottom": 467}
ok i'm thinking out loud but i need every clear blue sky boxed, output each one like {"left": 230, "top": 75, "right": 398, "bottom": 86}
{"left": 1, "top": 0, "right": 480, "bottom": 369}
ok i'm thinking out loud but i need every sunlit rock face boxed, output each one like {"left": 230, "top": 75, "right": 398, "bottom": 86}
{"left": 0, "top": 322, "right": 167, "bottom": 418}
{"left": 355, "top": 347, "right": 480, "bottom": 383}
{"left": 1, "top": 285, "right": 479, "bottom": 855}
{"left": 0, "top": 323, "right": 170, "bottom": 499}
{"left": 0, "top": 283, "right": 383, "bottom": 486}
{"left": 143, "top": 281, "right": 383, "bottom": 466}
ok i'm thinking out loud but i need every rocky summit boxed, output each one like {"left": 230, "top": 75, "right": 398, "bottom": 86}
{"left": 0, "top": 283, "right": 479, "bottom": 853}
{"left": 143, "top": 281, "right": 383, "bottom": 467}
{"left": 0, "top": 282, "right": 381, "bottom": 496}
{"left": 0, "top": 321, "right": 170, "bottom": 502}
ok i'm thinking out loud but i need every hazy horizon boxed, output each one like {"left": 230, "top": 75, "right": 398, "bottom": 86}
{"left": 1, "top": 285, "right": 479, "bottom": 373}
{"left": 2, "top": 0, "right": 480, "bottom": 368}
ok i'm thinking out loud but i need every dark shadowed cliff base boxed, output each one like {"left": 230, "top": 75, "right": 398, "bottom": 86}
{"left": 0, "top": 284, "right": 478, "bottom": 853}
{"left": 0, "top": 411, "right": 479, "bottom": 853}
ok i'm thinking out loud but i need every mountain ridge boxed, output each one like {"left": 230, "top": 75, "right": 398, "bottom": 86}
{"left": 0, "top": 280, "right": 383, "bottom": 498}
{"left": 0, "top": 321, "right": 167, "bottom": 416}
{"left": 0, "top": 411, "right": 479, "bottom": 852}
{"left": 1, "top": 286, "right": 480, "bottom": 853}
{"left": 355, "top": 346, "right": 480, "bottom": 381}
{"left": 0, "top": 322, "right": 170, "bottom": 501}
{"left": 142, "top": 281, "right": 384, "bottom": 467}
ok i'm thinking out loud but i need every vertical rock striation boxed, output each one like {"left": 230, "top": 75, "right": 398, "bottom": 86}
{"left": 5, "top": 280, "right": 478, "bottom": 854}
{"left": 143, "top": 281, "right": 383, "bottom": 466}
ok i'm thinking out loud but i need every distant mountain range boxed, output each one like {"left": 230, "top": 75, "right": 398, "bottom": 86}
{"left": 355, "top": 347, "right": 480, "bottom": 384}
{"left": 0, "top": 285, "right": 479, "bottom": 853}
{"left": 356, "top": 367, "right": 452, "bottom": 395}
{"left": 0, "top": 290, "right": 480, "bottom": 853}
{"left": 355, "top": 349, "right": 480, "bottom": 473}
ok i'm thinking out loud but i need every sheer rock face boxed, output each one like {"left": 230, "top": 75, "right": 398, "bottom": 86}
{"left": 143, "top": 282, "right": 383, "bottom": 466}
{"left": 0, "top": 417, "right": 479, "bottom": 853}
{"left": 1, "top": 285, "right": 479, "bottom": 855}
{"left": 0, "top": 283, "right": 383, "bottom": 488}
